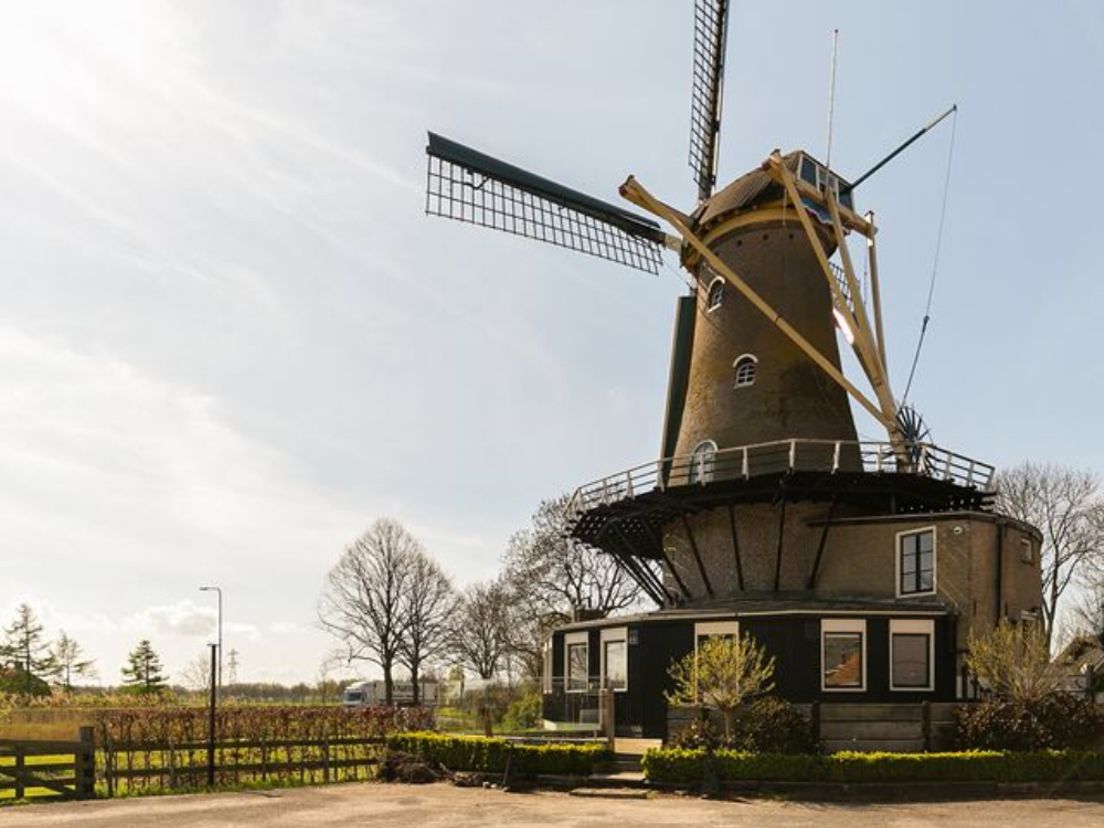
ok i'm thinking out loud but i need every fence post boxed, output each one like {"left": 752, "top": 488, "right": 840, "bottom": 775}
{"left": 76, "top": 726, "right": 96, "bottom": 800}
{"left": 922, "top": 700, "right": 932, "bottom": 752}
{"left": 322, "top": 737, "right": 330, "bottom": 784}
{"left": 14, "top": 746, "right": 24, "bottom": 800}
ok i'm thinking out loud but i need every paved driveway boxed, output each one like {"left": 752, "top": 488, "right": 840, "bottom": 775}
{"left": 1, "top": 783, "right": 1102, "bottom": 827}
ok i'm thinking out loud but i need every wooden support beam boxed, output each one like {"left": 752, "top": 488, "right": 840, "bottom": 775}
{"left": 610, "top": 524, "right": 670, "bottom": 606}
{"left": 865, "top": 211, "right": 888, "bottom": 368}
{"left": 773, "top": 496, "right": 787, "bottom": 592}
{"left": 643, "top": 521, "right": 693, "bottom": 603}
{"left": 727, "top": 503, "right": 744, "bottom": 591}
{"left": 596, "top": 525, "right": 665, "bottom": 608}
{"left": 680, "top": 513, "right": 714, "bottom": 598}
{"left": 619, "top": 176, "right": 892, "bottom": 430}
{"left": 807, "top": 498, "right": 838, "bottom": 589}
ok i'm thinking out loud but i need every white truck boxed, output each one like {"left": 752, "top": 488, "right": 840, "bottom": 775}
{"left": 342, "top": 679, "right": 439, "bottom": 707}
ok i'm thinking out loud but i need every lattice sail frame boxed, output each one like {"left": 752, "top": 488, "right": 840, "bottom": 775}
{"left": 426, "top": 133, "right": 665, "bottom": 274}
{"left": 689, "top": 0, "right": 729, "bottom": 200}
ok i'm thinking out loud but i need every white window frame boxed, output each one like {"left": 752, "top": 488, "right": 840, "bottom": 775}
{"left": 821, "top": 618, "right": 867, "bottom": 693}
{"left": 689, "top": 440, "right": 717, "bottom": 484}
{"left": 564, "top": 631, "right": 589, "bottom": 694}
{"left": 541, "top": 636, "right": 553, "bottom": 693}
{"left": 705, "top": 277, "right": 725, "bottom": 312}
{"left": 889, "top": 618, "right": 935, "bottom": 692}
{"left": 733, "top": 354, "right": 758, "bottom": 388}
{"left": 600, "top": 627, "right": 628, "bottom": 693}
{"left": 895, "top": 526, "right": 937, "bottom": 598}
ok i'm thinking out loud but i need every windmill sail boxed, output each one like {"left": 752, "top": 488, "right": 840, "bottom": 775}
{"left": 425, "top": 132, "right": 666, "bottom": 274}
{"left": 688, "top": 0, "right": 730, "bottom": 201}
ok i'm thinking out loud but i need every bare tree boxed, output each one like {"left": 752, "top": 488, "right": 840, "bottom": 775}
{"left": 319, "top": 518, "right": 418, "bottom": 705}
{"left": 450, "top": 580, "right": 512, "bottom": 681}
{"left": 397, "top": 550, "right": 456, "bottom": 704}
{"left": 502, "top": 495, "right": 645, "bottom": 674}
{"left": 179, "top": 652, "right": 212, "bottom": 692}
{"left": 51, "top": 631, "right": 96, "bottom": 691}
{"left": 995, "top": 462, "right": 1104, "bottom": 642}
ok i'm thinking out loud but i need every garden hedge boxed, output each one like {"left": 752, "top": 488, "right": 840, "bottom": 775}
{"left": 641, "top": 748, "right": 1104, "bottom": 786}
{"left": 385, "top": 732, "right": 610, "bottom": 776}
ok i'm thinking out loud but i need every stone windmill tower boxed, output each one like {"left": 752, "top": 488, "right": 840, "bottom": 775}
{"left": 425, "top": 0, "right": 1037, "bottom": 738}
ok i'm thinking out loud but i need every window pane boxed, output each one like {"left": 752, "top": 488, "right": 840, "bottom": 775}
{"left": 900, "top": 531, "right": 934, "bottom": 594}
{"left": 824, "top": 632, "right": 863, "bottom": 688}
{"left": 892, "top": 633, "right": 930, "bottom": 688}
{"left": 568, "top": 643, "right": 587, "bottom": 691}
{"left": 604, "top": 641, "right": 627, "bottom": 691}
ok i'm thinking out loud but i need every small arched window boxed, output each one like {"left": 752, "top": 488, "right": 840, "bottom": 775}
{"left": 706, "top": 277, "right": 725, "bottom": 311}
{"left": 689, "top": 440, "right": 717, "bottom": 484}
{"left": 734, "top": 354, "right": 758, "bottom": 388}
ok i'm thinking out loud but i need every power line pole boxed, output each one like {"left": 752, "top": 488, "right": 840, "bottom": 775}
{"left": 227, "top": 649, "right": 239, "bottom": 686}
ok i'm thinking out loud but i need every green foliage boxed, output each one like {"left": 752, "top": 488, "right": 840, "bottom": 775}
{"left": 385, "top": 732, "right": 610, "bottom": 775}
{"left": 0, "top": 604, "right": 58, "bottom": 694}
{"left": 672, "top": 697, "right": 815, "bottom": 754}
{"left": 642, "top": 747, "right": 1104, "bottom": 786}
{"left": 955, "top": 694, "right": 1104, "bottom": 751}
{"left": 121, "top": 640, "right": 167, "bottom": 695}
{"left": 0, "top": 666, "right": 50, "bottom": 698}
{"left": 665, "top": 633, "right": 775, "bottom": 738}
{"left": 966, "top": 620, "right": 1061, "bottom": 704}
{"left": 500, "top": 691, "right": 542, "bottom": 732}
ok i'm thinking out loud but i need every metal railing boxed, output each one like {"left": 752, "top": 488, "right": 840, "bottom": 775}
{"left": 567, "top": 438, "right": 994, "bottom": 519}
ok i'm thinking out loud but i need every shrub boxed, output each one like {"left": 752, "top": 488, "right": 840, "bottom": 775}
{"left": 642, "top": 748, "right": 1104, "bottom": 786}
{"left": 955, "top": 694, "right": 1104, "bottom": 751}
{"left": 385, "top": 732, "right": 610, "bottom": 776}
{"left": 671, "top": 697, "right": 814, "bottom": 754}
{"left": 501, "top": 692, "right": 542, "bottom": 732}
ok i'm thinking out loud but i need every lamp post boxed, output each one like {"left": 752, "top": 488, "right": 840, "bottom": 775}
{"left": 199, "top": 585, "right": 222, "bottom": 697}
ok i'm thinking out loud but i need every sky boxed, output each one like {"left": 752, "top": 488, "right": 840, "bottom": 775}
{"left": 0, "top": 1, "right": 1102, "bottom": 685}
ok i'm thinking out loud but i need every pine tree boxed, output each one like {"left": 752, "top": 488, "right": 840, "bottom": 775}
{"left": 0, "top": 604, "right": 58, "bottom": 695}
{"left": 121, "top": 639, "right": 168, "bottom": 694}
{"left": 52, "top": 631, "right": 97, "bottom": 690}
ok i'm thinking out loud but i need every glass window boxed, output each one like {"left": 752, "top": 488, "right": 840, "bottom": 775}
{"left": 734, "top": 355, "right": 757, "bottom": 388}
{"left": 567, "top": 642, "right": 588, "bottom": 692}
{"left": 1020, "top": 539, "right": 1033, "bottom": 564}
{"left": 891, "top": 633, "right": 930, "bottom": 689}
{"left": 823, "top": 632, "right": 863, "bottom": 689}
{"left": 689, "top": 440, "right": 717, "bottom": 484}
{"left": 706, "top": 278, "right": 724, "bottom": 311}
{"left": 800, "top": 156, "right": 818, "bottom": 185}
{"left": 896, "top": 532, "right": 931, "bottom": 596}
{"left": 899, "top": 530, "right": 935, "bottom": 595}
{"left": 604, "top": 640, "right": 627, "bottom": 691}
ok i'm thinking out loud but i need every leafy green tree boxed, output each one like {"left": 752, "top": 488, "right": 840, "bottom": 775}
{"left": 52, "top": 631, "right": 97, "bottom": 690}
{"left": 0, "top": 604, "right": 58, "bottom": 695}
{"left": 121, "top": 639, "right": 168, "bottom": 694}
{"left": 665, "top": 633, "right": 776, "bottom": 739}
{"left": 966, "top": 619, "right": 1062, "bottom": 704}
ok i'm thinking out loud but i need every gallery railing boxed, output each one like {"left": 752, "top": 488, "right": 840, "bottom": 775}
{"left": 567, "top": 438, "right": 995, "bottom": 519}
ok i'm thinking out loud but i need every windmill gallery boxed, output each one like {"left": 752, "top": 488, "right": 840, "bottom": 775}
{"left": 424, "top": 1, "right": 1043, "bottom": 743}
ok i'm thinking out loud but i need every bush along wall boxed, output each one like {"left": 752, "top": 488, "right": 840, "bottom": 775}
{"left": 385, "top": 733, "right": 611, "bottom": 776}
{"left": 641, "top": 748, "right": 1104, "bottom": 787}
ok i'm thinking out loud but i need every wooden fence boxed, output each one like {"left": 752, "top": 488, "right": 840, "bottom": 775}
{"left": 0, "top": 727, "right": 95, "bottom": 801}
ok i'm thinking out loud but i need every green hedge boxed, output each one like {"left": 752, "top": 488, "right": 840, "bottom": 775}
{"left": 385, "top": 732, "right": 611, "bottom": 776}
{"left": 642, "top": 748, "right": 1104, "bottom": 786}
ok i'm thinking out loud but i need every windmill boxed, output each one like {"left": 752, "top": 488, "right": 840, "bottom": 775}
{"left": 423, "top": 1, "right": 951, "bottom": 461}
{"left": 424, "top": 1, "right": 977, "bottom": 609}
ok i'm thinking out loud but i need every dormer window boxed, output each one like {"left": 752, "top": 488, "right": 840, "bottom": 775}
{"left": 706, "top": 277, "right": 725, "bottom": 311}
{"left": 733, "top": 354, "right": 757, "bottom": 388}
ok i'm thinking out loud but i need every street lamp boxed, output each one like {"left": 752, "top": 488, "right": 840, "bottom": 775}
{"left": 199, "top": 585, "right": 222, "bottom": 696}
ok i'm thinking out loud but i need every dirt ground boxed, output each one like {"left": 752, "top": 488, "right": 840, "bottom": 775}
{"left": 1, "top": 783, "right": 1103, "bottom": 828}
